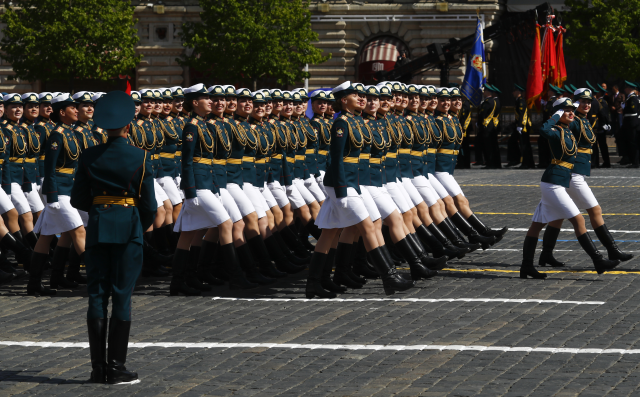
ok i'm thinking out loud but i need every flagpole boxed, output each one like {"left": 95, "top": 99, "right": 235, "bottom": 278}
{"left": 539, "top": 14, "right": 555, "bottom": 101}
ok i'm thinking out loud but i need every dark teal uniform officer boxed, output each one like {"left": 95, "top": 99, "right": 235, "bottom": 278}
{"left": 71, "top": 91, "right": 156, "bottom": 385}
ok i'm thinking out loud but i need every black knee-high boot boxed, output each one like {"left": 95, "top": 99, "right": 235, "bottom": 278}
{"left": 197, "top": 240, "right": 224, "bottom": 285}
{"left": 106, "top": 319, "right": 138, "bottom": 384}
{"left": 539, "top": 226, "right": 565, "bottom": 267}
{"left": 87, "top": 318, "right": 107, "bottom": 383}
{"left": 50, "top": 246, "right": 78, "bottom": 289}
{"left": 247, "top": 235, "right": 287, "bottom": 278}
{"left": 381, "top": 224, "right": 405, "bottom": 265}
{"left": 369, "top": 247, "right": 415, "bottom": 295}
{"left": 219, "top": 243, "right": 259, "bottom": 289}
{"left": 321, "top": 248, "right": 346, "bottom": 292}
{"left": 404, "top": 233, "right": 447, "bottom": 271}
{"left": 296, "top": 219, "right": 316, "bottom": 250}
{"left": 423, "top": 223, "right": 467, "bottom": 259}
{"left": 264, "top": 235, "right": 305, "bottom": 274}
{"left": 305, "top": 252, "right": 336, "bottom": 299}
{"left": 333, "top": 242, "right": 364, "bottom": 289}
{"left": 66, "top": 247, "right": 87, "bottom": 284}
{"left": 26, "top": 251, "right": 56, "bottom": 296}
{"left": 236, "top": 243, "right": 276, "bottom": 285}
{"left": 169, "top": 249, "right": 202, "bottom": 296}
{"left": 0, "top": 232, "right": 32, "bottom": 273}
{"left": 577, "top": 232, "right": 620, "bottom": 274}
{"left": 394, "top": 237, "right": 439, "bottom": 280}
{"left": 520, "top": 236, "right": 547, "bottom": 279}
{"left": 305, "top": 219, "right": 322, "bottom": 241}
{"left": 438, "top": 219, "right": 480, "bottom": 252}
{"left": 450, "top": 212, "right": 495, "bottom": 249}
{"left": 281, "top": 226, "right": 311, "bottom": 258}
{"left": 466, "top": 214, "right": 508, "bottom": 241}
{"left": 23, "top": 231, "right": 38, "bottom": 250}
{"left": 184, "top": 246, "right": 212, "bottom": 291}
{"left": 274, "top": 230, "right": 309, "bottom": 265}
{"left": 594, "top": 224, "right": 633, "bottom": 262}
{"left": 352, "top": 237, "right": 379, "bottom": 279}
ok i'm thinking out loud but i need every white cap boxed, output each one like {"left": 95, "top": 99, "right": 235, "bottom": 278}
{"left": 51, "top": 93, "right": 72, "bottom": 104}
{"left": 72, "top": 91, "right": 93, "bottom": 102}
{"left": 38, "top": 92, "right": 52, "bottom": 100}
{"left": 332, "top": 81, "right": 352, "bottom": 94}
{"left": 21, "top": 92, "right": 38, "bottom": 101}
{"left": 183, "top": 83, "right": 207, "bottom": 95}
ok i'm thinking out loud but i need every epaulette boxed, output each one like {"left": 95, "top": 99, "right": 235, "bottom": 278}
{"left": 95, "top": 127, "right": 103, "bottom": 132}
{"left": 167, "top": 116, "right": 173, "bottom": 121}
{"left": 250, "top": 124, "right": 256, "bottom": 130}
{"left": 76, "top": 127, "right": 83, "bottom": 132}
{"left": 340, "top": 115, "right": 348, "bottom": 121}
{"left": 137, "top": 120, "right": 144, "bottom": 126}
{"left": 207, "top": 119, "right": 216, "bottom": 125}
{"left": 56, "top": 127, "right": 64, "bottom": 133}
{"left": 6, "top": 124, "right": 13, "bottom": 131}
{"left": 190, "top": 118, "right": 199, "bottom": 125}
{"left": 20, "top": 123, "right": 28, "bottom": 128}
{"left": 38, "top": 122, "right": 45, "bottom": 126}
{"left": 406, "top": 115, "right": 412, "bottom": 120}
{"left": 268, "top": 119, "right": 276, "bottom": 124}
{"left": 436, "top": 116, "right": 444, "bottom": 120}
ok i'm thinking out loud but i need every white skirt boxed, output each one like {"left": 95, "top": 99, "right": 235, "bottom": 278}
{"left": 384, "top": 181, "right": 413, "bottom": 214}
{"left": 219, "top": 188, "right": 243, "bottom": 223}
{"left": 566, "top": 174, "right": 599, "bottom": 210}
{"left": 428, "top": 173, "right": 450, "bottom": 199}
{"left": 78, "top": 210, "right": 89, "bottom": 227}
{"left": 315, "top": 187, "right": 370, "bottom": 229}
{"left": 226, "top": 182, "right": 257, "bottom": 218}
{"left": 174, "top": 189, "right": 230, "bottom": 232}
{"left": 361, "top": 186, "right": 381, "bottom": 222}
{"left": 175, "top": 176, "right": 185, "bottom": 200}
{"left": 157, "top": 176, "right": 182, "bottom": 206}
{"left": 260, "top": 182, "right": 278, "bottom": 209}
{"left": 411, "top": 175, "right": 440, "bottom": 207}
{"left": 24, "top": 183, "right": 44, "bottom": 213}
{"left": 242, "top": 182, "right": 268, "bottom": 219}
{"left": 532, "top": 182, "right": 581, "bottom": 224}
{"left": 401, "top": 177, "right": 425, "bottom": 206}
{"left": 293, "top": 178, "right": 317, "bottom": 205}
{"left": 153, "top": 179, "right": 169, "bottom": 208}
{"left": 316, "top": 170, "right": 328, "bottom": 197}
{"left": 304, "top": 176, "right": 326, "bottom": 202}
{"left": 11, "top": 183, "right": 31, "bottom": 215}
{"left": 434, "top": 172, "right": 464, "bottom": 197}
{"left": 0, "top": 188, "right": 15, "bottom": 214}
{"left": 365, "top": 185, "right": 399, "bottom": 220}
{"left": 34, "top": 195, "right": 84, "bottom": 235}
{"left": 285, "top": 183, "right": 306, "bottom": 210}
{"left": 268, "top": 181, "right": 291, "bottom": 209}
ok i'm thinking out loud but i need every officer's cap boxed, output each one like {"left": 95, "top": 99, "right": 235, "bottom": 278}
{"left": 72, "top": 91, "right": 94, "bottom": 104}
{"left": 169, "top": 86, "right": 184, "bottom": 98}
{"left": 269, "top": 89, "right": 283, "bottom": 100}
{"left": 514, "top": 83, "right": 525, "bottom": 92}
{"left": 436, "top": 87, "right": 451, "bottom": 98}
{"left": 332, "top": 81, "right": 356, "bottom": 98}
{"left": 574, "top": 88, "right": 593, "bottom": 100}
{"left": 310, "top": 90, "right": 328, "bottom": 101}
{"left": 391, "top": 82, "right": 405, "bottom": 93}
{"left": 38, "top": 92, "right": 54, "bottom": 104}
{"left": 3, "top": 93, "right": 23, "bottom": 105}
{"left": 282, "top": 91, "right": 293, "bottom": 101}
{"left": 235, "top": 88, "right": 252, "bottom": 99}
{"left": 291, "top": 92, "right": 303, "bottom": 103}
{"left": 131, "top": 91, "right": 142, "bottom": 103}
{"left": 450, "top": 87, "right": 462, "bottom": 97}
{"left": 552, "top": 97, "right": 576, "bottom": 113}
{"left": 21, "top": 92, "right": 39, "bottom": 104}
{"left": 425, "top": 85, "right": 437, "bottom": 97}
{"left": 261, "top": 90, "right": 272, "bottom": 101}
{"left": 597, "top": 83, "right": 606, "bottom": 92}
{"left": 139, "top": 89, "right": 157, "bottom": 101}
{"left": 92, "top": 92, "right": 105, "bottom": 102}
{"left": 251, "top": 91, "right": 266, "bottom": 103}
{"left": 567, "top": 83, "right": 578, "bottom": 93}
{"left": 153, "top": 90, "right": 163, "bottom": 100}
{"left": 207, "top": 85, "right": 226, "bottom": 97}
{"left": 292, "top": 88, "right": 309, "bottom": 100}
{"left": 93, "top": 91, "right": 136, "bottom": 130}
{"left": 364, "top": 85, "right": 380, "bottom": 97}
{"left": 625, "top": 80, "right": 638, "bottom": 89}
{"left": 417, "top": 86, "right": 430, "bottom": 97}
{"left": 325, "top": 91, "right": 336, "bottom": 102}
{"left": 161, "top": 88, "right": 173, "bottom": 100}
{"left": 378, "top": 86, "right": 393, "bottom": 98}
{"left": 585, "top": 81, "right": 597, "bottom": 93}
{"left": 223, "top": 85, "right": 237, "bottom": 97}
{"left": 484, "top": 84, "right": 501, "bottom": 93}
{"left": 406, "top": 84, "right": 420, "bottom": 95}
{"left": 353, "top": 83, "right": 366, "bottom": 95}
{"left": 51, "top": 93, "right": 77, "bottom": 110}
{"left": 183, "top": 83, "right": 211, "bottom": 99}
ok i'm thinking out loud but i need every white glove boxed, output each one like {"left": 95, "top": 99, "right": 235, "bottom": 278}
{"left": 621, "top": 103, "right": 626, "bottom": 109}
{"left": 187, "top": 197, "right": 199, "bottom": 206}
{"left": 603, "top": 124, "right": 611, "bottom": 131}
{"left": 48, "top": 202, "right": 60, "bottom": 210}
{"left": 517, "top": 127, "right": 523, "bottom": 134}
{"left": 553, "top": 110, "right": 565, "bottom": 118}
{"left": 337, "top": 197, "right": 349, "bottom": 209}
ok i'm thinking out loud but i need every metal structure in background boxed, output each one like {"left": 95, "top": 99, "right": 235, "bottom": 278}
{"left": 374, "top": 3, "right": 556, "bottom": 86}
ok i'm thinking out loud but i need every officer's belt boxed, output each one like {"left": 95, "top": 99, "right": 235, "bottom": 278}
{"left": 343, "top": 157, "right": 359, "bottom": 164}
{"left": 152, "top": 154, "right": 160, "bottom": 160}
{"left": 175, "top": 151, "right": 182, "bottom": 157}
{"left": 286, "top": 157, "right": 295, "bottom": 164}
{"left": 437, "top": 149, "right": 459, "bottom": 155}
{"left": 384, "top": 151, "right": 398, "bottom": 159}
{"left": 369, "top": 158, "right": 382, "bottom": 164}
{"left": 193, "top": 157, "right": 213, "bottom": 165}
{"left": 255, "top": 159, "right": 267, "bottom": 164}
{"left": 93, "top": 196, "right": 139, "bottom": 207}
{"left": 398, "top": 149, "right": 412, "bottom": 155}
{"left": 24, "top": 158, "right": 36, "bottom": 163}
{"left": 577, "top": 148, "right": 593, "bottom": 154}
{"left": 56, "top": 167, "right": 75, "bottom": 174}
{"left": 213, "top": 159, "right": 226, "bottom": 165}
{"left": 359, "top": 153, "right": 370, "bottom": 160}
{"left": 410, "top": 150, "right": 424, "bottom": 157}
{"left": 318, "top": 150, "right": 328, "bottom": 156}
{"left": 242, "top": 156, "right": 254, "bottom": 163}
{"left": 304, "top": 149, "right": 315, "bottom": 155}
{"left": 624, "top": 113, "right": 638, "bottom": 117}
{"left": 295, "top": 155, "right": 305, "bottom": 161}
{"left": 0, "top": 159, "right": 4, "bottom": 164}
{"left": 9, "top": 157, "right": 24, "bottom": 163}
{"left": 427, "top": 148, "right": 437, "bottom": 154}
{"left": 159, "top": 152, "right": 175, "bottom": 159}
{"left": 271, "top": 154, "right": 283, "bottom": 159}
{"left": 551, "top": 159, "right": 574, "bottom": 170}
{"left": 38, "top": 155, "right": 45, "bottom": 160}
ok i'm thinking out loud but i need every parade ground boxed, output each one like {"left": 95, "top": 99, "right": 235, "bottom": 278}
{"left": 1, "top": 167, "right": 639, "bottom": 396}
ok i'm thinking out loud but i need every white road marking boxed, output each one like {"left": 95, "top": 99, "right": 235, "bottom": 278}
{"left": 508, "top": 228, "right": 640, "bottom": 233}
{"left": 1, "top": 341, "right": 638, "bottom": 354}
{"left": 484, "top": 248, "right": 640, "bottom": 253}
{"left": 209, "top": 297, "right": 604, "bottom": 304}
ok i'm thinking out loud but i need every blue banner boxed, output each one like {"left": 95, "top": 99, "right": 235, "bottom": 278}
{"left": 461, "top": 18, "right": 485, "bottom": 107}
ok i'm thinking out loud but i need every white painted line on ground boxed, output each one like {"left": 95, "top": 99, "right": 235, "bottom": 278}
{"left": 587, "top": 176, "right": 640, "bottom": 179}
{"left": 0, "top": 341, "right": 637, "bottom": 354}
{"left": 485, "top": 248, "right": 640, "bottom": 253}
{"left": 210, "top": 297, "right": 603, "bottom": 305}
{"left": 508, "top": 228, "right": 640, "bottom": 233}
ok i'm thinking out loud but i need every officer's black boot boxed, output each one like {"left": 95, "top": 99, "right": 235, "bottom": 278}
{"left": 23, "top": 231, "right": 38, "bottom": 250}
{"left": 381, "top": 224, "right": 406, "bottom": 266}
{"left": 247, "top": 235, "right": 287, "bottom": 278}
{"left": 305, "top": 252, "right": 337, "bottom": 299}
{"left": 26, "top": 252, "right": 56, "bottom": 296}
{"left": 236, "top": 243, "right": 276, "bottom": 285}
{"left": 321, "top": 247, "right": 346, "bottom": 292}
{"left": 49, "top": 246, "right": 78, "bottom": 289}
{"left": 106, "top": 319, "right": 138, "bottom": 385}
{"left": 395, "top": 237, "right": 439, "bottom": 280}
{"left": 594, "top": 224, "right": 634, "bottom": 262}
{"left": 539, "top": 226, "right": 566, "bottom": 267}
{"left": 142, "top": 240, "right": 171, "bottom": 276}
{"left": 424, "top": 223, "right": 468, "bottom": 259}
{"left": 184, "top": 246, "right": 212, "bottom": 291}
{"left": 450, "top": 212, "right": 496, "bottom": 249}
{"left": 164, "top": 223, "right": 177, "bottom": 251}
{"left": 352, "top": 238, "right": 379, "bottom": 279}
{"left": 466, "top": 214, "right": 508, "bottom": 243}
{"left": 66, "top": 248, "right": 87, "bottom": 284}
{"left": 369, "top": 247, "right": 415, "bottom": 295}
{"left": 169, "top": 249, "right": 202, "bottom": 296}
{"left": 87, "top": 318, "right": 107, "bottom": 383}
{"left": 219, "top": 242, "right": 259, "bottom": 290}
{"left": 305, "top": 219, "right": 322, "bottom": 241}
{"left": 405, "top": 233, "right": 447, "bottom": 271}
{"left": 153, "top": 227, "right": 172, "bottom": 256}
{"left": 264, "top": 235, "right": 305, "bottom": 274}
{"left": 520, "top": 236, "right": 547, "bottom": 279}
{"left": 437, "top": 219, "right": 480, "bottom": 253}
{"left": 197, "top": 240, "right": 225, "bottom": 286}
{"left": 274, "top": 230, "right": 309, "bottom": 265}
{"left": 333, "top": 242, "right": 364, "bottom": 289}
{"left": 577, "top": 232, "right": 620, "bottom": 274}
{"left": 281, "top": 226, "right": 311, "bottom": 259}
{"left": 0, "top": 267, "right": 13, "bottom": 284}
{"left": 296, "top": 219, "right": 316, "bottom": 251}
{"left": 0, "top": 232, "right": 31, "bottom": 275}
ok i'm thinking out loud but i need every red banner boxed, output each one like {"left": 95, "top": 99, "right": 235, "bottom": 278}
{"left": 526, "top": 24, "right": 542, "bottom": 109}
{"left": 555, "top": 27, "right": 567, "bottom": 88}
{"left": 541, "top": 23, "right": 557, "bottom": 101}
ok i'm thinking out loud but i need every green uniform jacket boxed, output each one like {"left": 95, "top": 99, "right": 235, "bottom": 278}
{"left": 514, "top": 96, "right": 531, "bottom": 133}
{"left": 434, "top": 111, "right": 462, "bottom": 174}
{"left": 34, "top": 117, "right": 54, "bottom": 180}
{"left": 424, "top": 112, "right": 439, "bottom": 175}
{"left": 181, "top": 115, "right": 218, "bottom": 198}
{"left": 310, "top": 114, "right": 331, "bottom": 172}
{"left": 20, "top": 119, "right": 41, "bottom": 190}
{"left": 540, "top": 114, "right": 578, "bottom": 188}
{"left": 570, "top": 113, "right": 596, "bottom": 176}
{"left": 323, "top": 111, "right": 363, "bottom": 198}
{"left": 300, "top": 116, "right": 320, "bottom": 176}
{"left": 71, "top": 136, "right": 156, "bottom": 248}
{"left": 43, "top": 123, "right": 80, "bottom": 202}
{"left": 206, "top": 115, "right": 231, "bottom": 190}
{"left": 2, "top": 120, "right": 27, "bottom": 186}
{"left": 363, "top": 113, "right": 386, "bottom": 187}
{"left": 266, "top": 116, "right": 292, "bottom": 186}
{"left": 406, "top": 111, "right": 428, "bottom": 177}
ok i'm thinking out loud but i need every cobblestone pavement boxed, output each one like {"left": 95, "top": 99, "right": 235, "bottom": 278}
{"left": 2, "top": 167, "right": 640, "bottom": 396}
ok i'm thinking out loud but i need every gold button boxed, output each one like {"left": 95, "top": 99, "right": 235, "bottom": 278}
{"left": 103, "top": 205, "right": 107, "bottom": 208}
{"left": 124, "top": 204, "right": 128, "bottom": 207}
{"left": 124, "top": 192, "right": 128, "bottom": 196}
